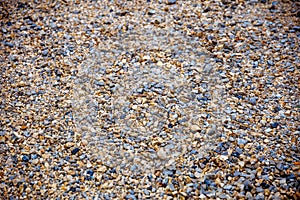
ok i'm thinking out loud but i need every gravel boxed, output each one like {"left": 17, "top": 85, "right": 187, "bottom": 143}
{"left": 0, "top": 0, "right": 299, "bottom": 199}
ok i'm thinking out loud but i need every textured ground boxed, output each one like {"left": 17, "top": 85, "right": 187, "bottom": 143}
{"left": 0, "top": 0, "right": 299, "bottom": 199}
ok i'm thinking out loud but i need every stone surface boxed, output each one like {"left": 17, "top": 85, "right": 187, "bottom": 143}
{"left": 0, "top": 0, "right": 299, "bottom": 199}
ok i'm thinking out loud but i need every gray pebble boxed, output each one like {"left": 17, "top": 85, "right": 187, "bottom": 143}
{"left": 94, "top": 81, "right": 105, "bottom": 87}
{"left": 237, "top": 138, "right": 247, "bottom": 145}
{"left": 125, "top": 194, "right": 137, "bottom": 200}
{"left": 249, "top": 97, "right": 257, "bottom": 105}
{"left": 255, "top": 193, "right": 264, "bottom": 200}
{"left": 223, "top": 185, "right": 233, "bottom": 190}
{"left": 267, "top": 60, "right": 274, "bottom": 66}
{"left": 42, "top": 49, "right": 48, "bottom": 56}
{"left": 143, "top": 189, "right": 150, "bottom": 195}
{"left": 276, "top": 162, "right": 284, "bottom": 170}
{"left": 246, "top": 192, "right": 253, "bottom": 199}
{"left": 256, "top": 187, "right": 264, "bottom": 193}
{"left": 4, "top": 42, "right": 14, "bottom": 47}
{"left": 2, "top": 28, "right": 7, "bottom": 33}
{"left": 166, "top": 0, "right": 176, "bottom": 5}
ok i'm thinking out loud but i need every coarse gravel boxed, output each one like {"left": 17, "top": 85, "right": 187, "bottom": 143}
{"left": 0, "top": 0, "right": 299, "bottom": 199}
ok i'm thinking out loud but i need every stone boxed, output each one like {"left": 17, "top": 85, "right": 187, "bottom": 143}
{"left": 42, "top": 49, "right": 48, "bottom": 56}
{"left": 237, "top": 138, "right": 247, "bottom": 146}
{"left": 71, "top": 147, "right": 80, "bottom": 155}
{"left": 270, "top": 122, "right": 279, "bottom": 128}
{"left": 22, "top": 155, "right": 30, "bottom": 162}
{"left": 166, "top": 0, "right": 176, "bottom": 5}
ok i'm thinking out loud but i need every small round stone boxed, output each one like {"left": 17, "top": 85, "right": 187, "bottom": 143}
{"left": 22, "top": 155, "right": 30, "bottom": 162}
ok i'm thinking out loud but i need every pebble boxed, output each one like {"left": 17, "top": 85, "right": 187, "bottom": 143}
{"left": 166, "top": 0, "right": 176, "bottom": 5}
{"left": 237, "top": 138, "right": 247, "bottom": 146}
{"left": 42, "top": 49, "right": 48, "bottom": 56}
{"left": 148, "top": 9, "right": 156, "bottom": 15}
{"left": 270, "top": 122, "right": 279, "bottom": 129}
{"left": 4, "top": 42, "right": 14, "bottom": 47}
{"left": 125, "top": 194, "right": 137, "bottom": 200}
{"left": 267, "top": 60, "right": 274, "bottom": 66}
{"left": 71, "top": 147, "right": 80, "bottom": 155}
{"left": 249, "top": 97, "right": 258, "bottom": 105}
{"left": 22, "top": 155, "right": 30, "bottom": 162}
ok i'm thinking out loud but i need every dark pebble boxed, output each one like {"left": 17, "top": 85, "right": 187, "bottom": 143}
{"left": 204, "top": 178, "right": 216, "bottom": 187}
{"left": 231, "top": 151, "right": 240, "bottom": 157}
{"left": 86, "top": 169, "right": 94, "bottom": 176}
{"left": 286, "top": 173, "right": 296, "bottom": 181}
{"left": 53, "top": 166, "right": 60, "bottom": 171}
{"left": 197, "top": 96, "right": 208, "bottom": 102}
{"left": 244, "top": 180, "right": 253, "bottom": 192}
{"left": 4, "top": 42, "right": 14, "bottom": 47}
{"left": 69, "top": 187, "right": 76, "bottom": 192}
{"left": 22, "top": 155, "right": 30, "bottom": 162}
{"left": 71, "top": 147, "right": 80, "bottom": 155}
{"left": 270, "top": 1, "right": 278, "bottom": 10}
{"left": 85, "top": 169, "right": 94, "bottom": 180}
{"left": 256, "top": 145, "right": 264, "bottom": 151}
{"left": 236, "top": 94, "right": 243, "bottom": 99}
{"left": 261, "top": 181, "right": 269, "bottom": 189}
{"left": 270, "top": 122, "right": 279, "bottom": 128}
{"left": 292, "top": 26, "right": 300, "bottom": 31}
{"left": 65, "top": 156, "right": 70, "bottom": 161}
{"left": 273, "top": 106, "right": 281, "bottom": 113}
